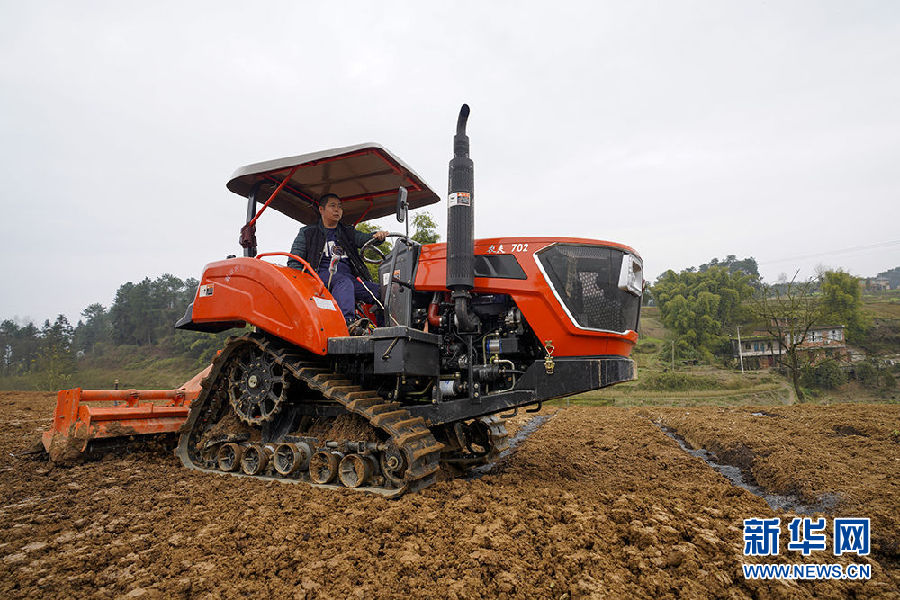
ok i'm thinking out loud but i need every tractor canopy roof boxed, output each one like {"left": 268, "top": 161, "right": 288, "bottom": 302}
{"left": 227, "top": 143, "right": 441, "bottom": 225}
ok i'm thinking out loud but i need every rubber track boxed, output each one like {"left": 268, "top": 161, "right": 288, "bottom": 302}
{"left": 480, "top": 414, "right": 510, "bottom": 461}
{"left": 176, "top": 332, "right": 443, "bottom": 497}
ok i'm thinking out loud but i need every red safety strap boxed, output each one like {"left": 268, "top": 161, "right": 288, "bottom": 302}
{"left": 246, "top": 165, "right": 300, "bottom": 228}
{"left": 354, "top": 199, "right": 376, "bottom": 225}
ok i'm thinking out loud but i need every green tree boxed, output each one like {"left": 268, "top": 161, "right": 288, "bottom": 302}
{"left": 800, "top": 360, "right": 846, "bottom": 390}
{"left": 651, "top": 265, "right": 756, "bottom": 361}
{"left": 0, "top": 319, "right": 18, "bottom": 375}
{"left": 111, "top": 280, "right": 150, "bottom": 345}
{"left": 0, "top": 319, "right": 40, "bottom": 375}
{"left": 820, "top": 270, "right": 868, "bottom": 343}
{"left": 699, "top": 255, "right": 760, "bottom": 279}
{"left": 411, "top": 212, "right": 440, "bottom": 244}
{"left": 37, "top": 315, "right": 76, "bottom": 389}
{"left": 110, "top": 275, "right": 196, "bottom": 345}
{"left": 356, "top": 222, "right": 392, "bottom": 280}
{"left": 0, "top": 320, "right": 15, "bottom": 375}
{"left": 854, "top": 361, "right": 879, "bottom": 387}
{"left": 73, "top": 303, "right": 110, "bottom": 353}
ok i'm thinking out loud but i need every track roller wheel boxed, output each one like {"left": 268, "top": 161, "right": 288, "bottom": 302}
{"left": 463, "top": 419, "right": 492, "bottom": 454}
{"left": 273, "top": 443, "right": 311, "bottom": 476}
{"left": 309, "top": 451, "right": 342, "bottom": 484}
{"left": 379, "top": 443, "right": 408, "bottom": 487}
{"left": 240, "top": 443, "right": 270, "bottom": 475}
{"left": 217, "top": 443, "right": 244, "bottom": 472}
{"left": 338, "top": 454, "right": 377, "bottom": 488}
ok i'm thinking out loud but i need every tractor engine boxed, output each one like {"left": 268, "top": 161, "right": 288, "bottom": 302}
{"left": 357, "top": 233, "right": 643, "bottom": 408}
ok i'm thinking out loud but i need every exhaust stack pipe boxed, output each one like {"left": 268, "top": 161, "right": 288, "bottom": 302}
{"left": 446, "top": 104, "right": 479, "bottom": 332}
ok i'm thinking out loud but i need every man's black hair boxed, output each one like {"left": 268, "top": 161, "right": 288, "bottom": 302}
{"left": 318, "top": 193, "right": 341, "bottom": 208}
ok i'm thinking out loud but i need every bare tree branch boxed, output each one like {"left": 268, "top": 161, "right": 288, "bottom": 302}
{"left": 750, "top": 271, "right": 824, "bottom": 402}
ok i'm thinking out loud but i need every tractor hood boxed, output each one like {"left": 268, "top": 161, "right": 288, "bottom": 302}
{"left": 227, "top": 143, "right": 440, "bottom": 225}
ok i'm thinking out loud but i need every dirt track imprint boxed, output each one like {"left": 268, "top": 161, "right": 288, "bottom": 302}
{"left": 0, "top": 392, "right": 897, "bottom": 599}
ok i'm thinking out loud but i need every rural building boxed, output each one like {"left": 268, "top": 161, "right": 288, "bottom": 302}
{"left": 866, "top": 277, "right": 892, "bottom": 291}
{"left": 731, "top": 325, "right": 847, "bottom": 369}
{"left": 876, "top": 266, "right": 900, "bottom": 288}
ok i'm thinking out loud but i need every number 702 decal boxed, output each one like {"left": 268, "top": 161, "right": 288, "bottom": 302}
{"left": 487, "top": 243, "right": 529, "bottom": 254}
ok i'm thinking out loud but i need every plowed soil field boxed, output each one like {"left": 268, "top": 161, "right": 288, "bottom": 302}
{"left": 1, "top": 391, "right": 897, "bottom": 599}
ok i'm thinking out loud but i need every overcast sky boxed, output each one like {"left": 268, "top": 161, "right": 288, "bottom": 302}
{"left": 1, "top": 1, "right": 898, "bottom": 326}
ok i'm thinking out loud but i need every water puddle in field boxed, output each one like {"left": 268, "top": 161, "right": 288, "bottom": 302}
{"left": 655, "top": 424, "right": 838, "bottom": 515}
{"left": 469, "top": 414, "right": 554, "bottom": 478}
{"left": 504, "top": 414, "right": 554, "bottom": 452}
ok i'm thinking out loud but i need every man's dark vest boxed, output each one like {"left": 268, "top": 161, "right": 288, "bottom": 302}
{"left": 302, "top": 222, "right": 372, "bottom": 282}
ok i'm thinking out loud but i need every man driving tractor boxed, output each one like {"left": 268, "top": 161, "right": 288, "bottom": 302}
{"left": 287, "top": 193, "right": 388, "bottom": 333}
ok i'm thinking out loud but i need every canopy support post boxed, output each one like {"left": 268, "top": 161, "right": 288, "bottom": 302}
{"left": 242, "top": 182, "right": 261, "bottom": 257}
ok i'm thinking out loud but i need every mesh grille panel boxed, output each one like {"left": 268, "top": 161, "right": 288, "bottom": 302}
{"left": 537, "top": 244, "right": 640, "bottom": 333}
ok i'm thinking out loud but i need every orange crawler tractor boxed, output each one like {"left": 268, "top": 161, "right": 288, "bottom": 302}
{"left": 43, "top": 105, "right": 644, "bottom": 496}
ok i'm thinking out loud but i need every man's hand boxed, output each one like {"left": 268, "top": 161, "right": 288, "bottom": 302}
{"left": 373, "top": 230, "right": 389, "bottom": 242}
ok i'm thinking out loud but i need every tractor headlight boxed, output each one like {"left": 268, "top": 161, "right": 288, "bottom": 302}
{"left": 618, "top": 254, "right": 643, "bottom": 296}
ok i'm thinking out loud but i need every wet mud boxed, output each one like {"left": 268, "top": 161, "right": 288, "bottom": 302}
{"left": 0, "top": 391, "right": 897, "bottom": 599}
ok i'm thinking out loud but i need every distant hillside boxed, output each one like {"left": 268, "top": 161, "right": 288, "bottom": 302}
{"left": 876, "top": 266, "right": 900, "bottom": 288}
{"left": 859, "top": 291, "right": 900, "bottom": 355}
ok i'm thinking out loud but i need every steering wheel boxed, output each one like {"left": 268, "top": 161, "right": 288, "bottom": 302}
{"left": 360, "top": 233, "right": 417, "bottom": 265}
